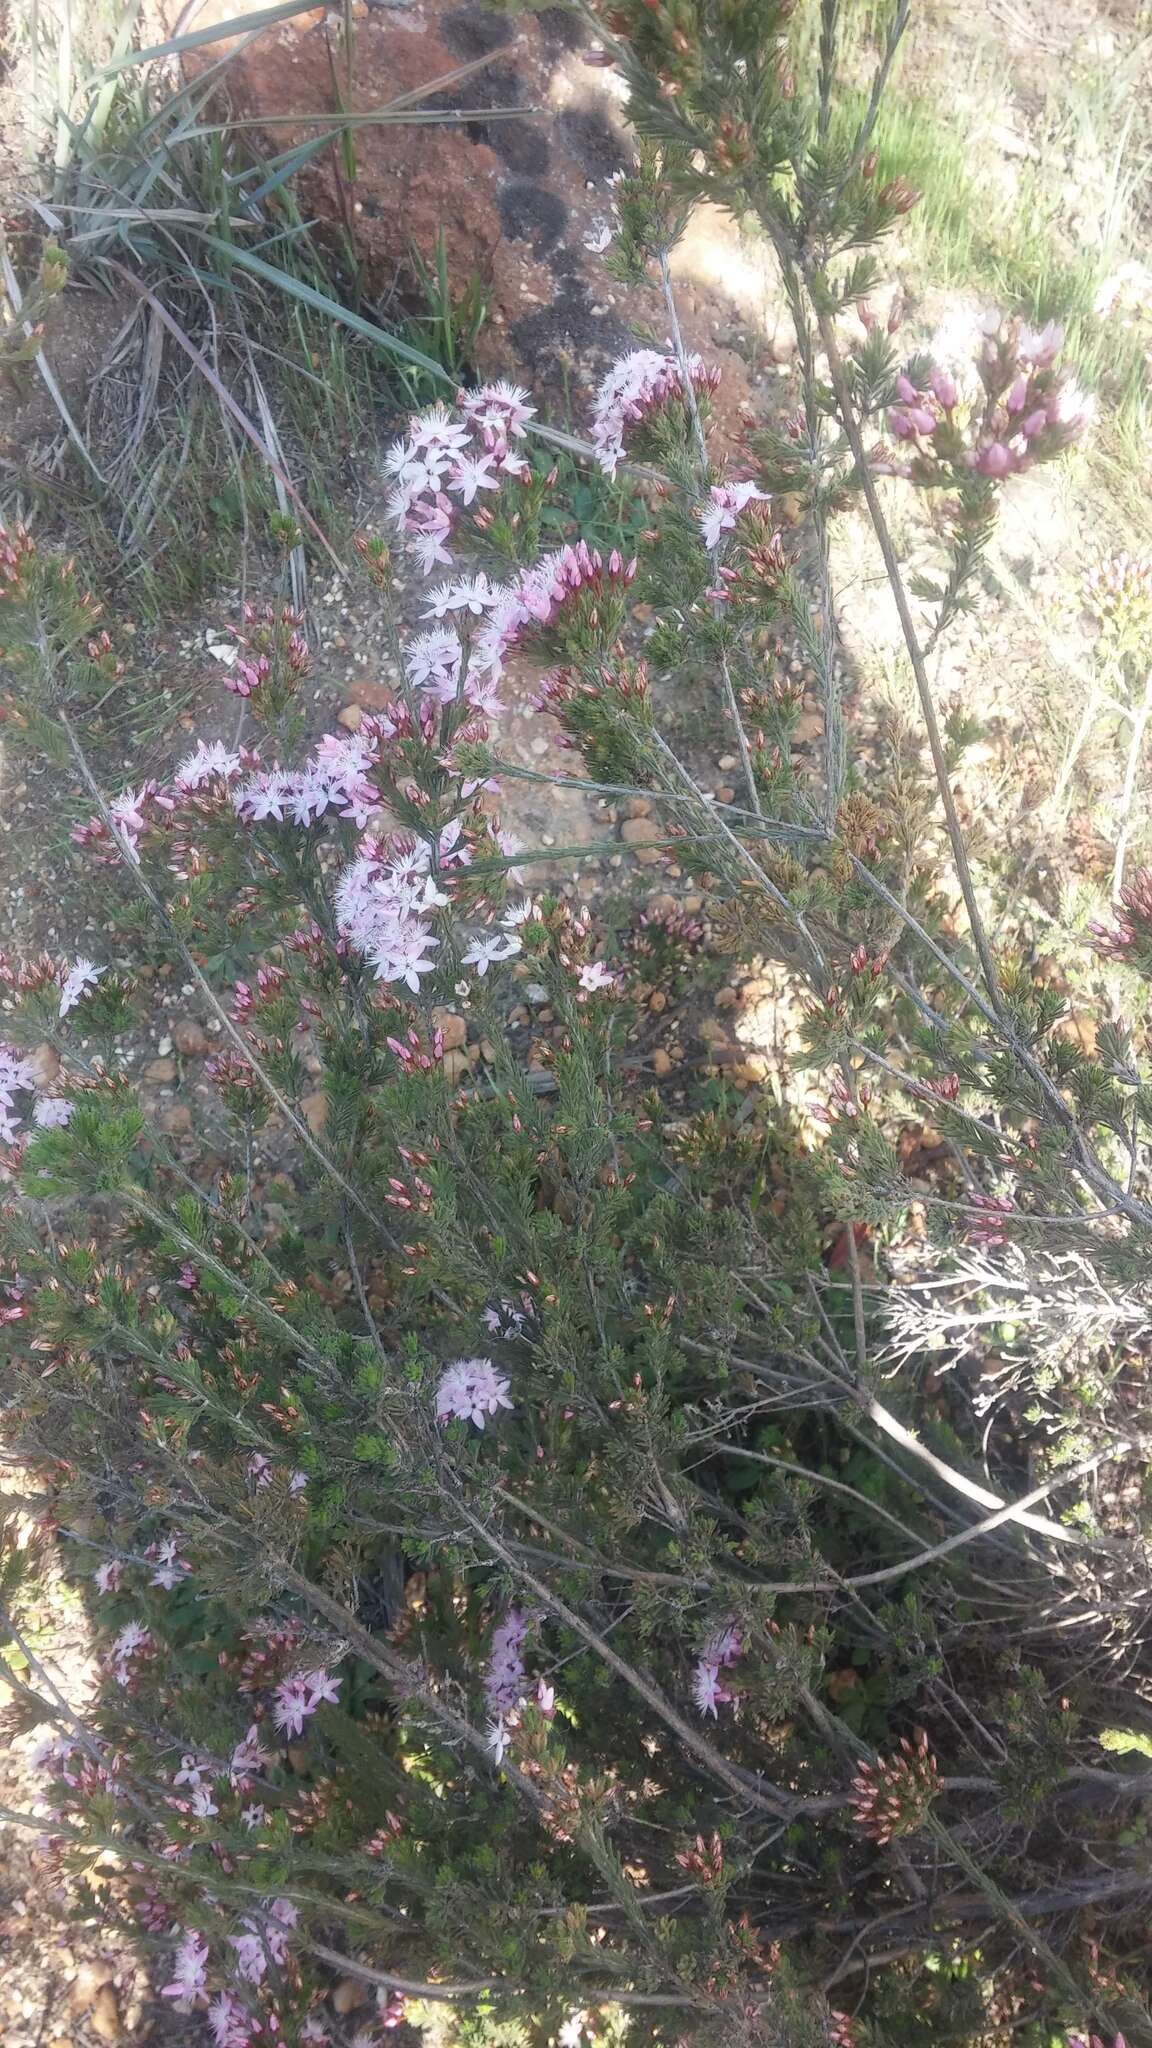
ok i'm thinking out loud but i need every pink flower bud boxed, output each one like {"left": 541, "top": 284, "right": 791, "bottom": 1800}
{"left": 930, "top": 369, "right": 957, "bottom": 409}
{"left": 1006, "top": 375, "right": 1029, "bottom": 413}
{"left": 888, "top": 409, "right": 916, "bottom": 440}
{"left": 907, "top": 405, "right": 936, "bottom": 435}
{"left": 895, "top": 374, "right": 918, "bottom": 404}
{"left": 1020, "top": 408, "right": 1048, "bottom": 438}
{"left": 977, "top": 441, "right": 1013, "bottom": 476}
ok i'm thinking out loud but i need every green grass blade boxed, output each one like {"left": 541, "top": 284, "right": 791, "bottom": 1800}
{"left": 199, "top": 234, "right": 459, "bottom": 381}
{"left": 198, "top": 234, "right": 613, "bottom": 467}
{"left": 238, "top": 133, "right": 337, "bottom": 205}
{"left": 85, "top": 0, "right": 146, "bottom": 151}
{"left": 102, "top": 255, "right": 349, "bottom": 574}
{"left": 85, "top": 0, "right": 331, "bottom": 83}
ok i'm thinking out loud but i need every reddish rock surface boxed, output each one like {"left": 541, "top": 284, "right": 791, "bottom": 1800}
{"left": 189, "top": 0, "right": 762, "bottom": 411}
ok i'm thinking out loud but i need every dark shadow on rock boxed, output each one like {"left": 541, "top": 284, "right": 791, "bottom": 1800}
{"left": 557, "top": 105, "right": 630, "bottom": 181}
{"left": 499, "top": 179, "right": 569, "bottom": 256}
{"left": 440, "top": 4, "right": 517, "bottom": 57}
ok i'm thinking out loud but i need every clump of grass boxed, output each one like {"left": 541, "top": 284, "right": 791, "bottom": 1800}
{"left": 3, "top": 0, "right": 524, "bottom": 612}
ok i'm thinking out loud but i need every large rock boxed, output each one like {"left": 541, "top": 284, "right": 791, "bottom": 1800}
{"left": 190, "top": 0, "right": 775, "bottom": 411}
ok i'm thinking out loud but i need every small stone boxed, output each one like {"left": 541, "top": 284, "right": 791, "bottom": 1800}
{"left": 71, "top": 1962, "right": 116, "bottom": 2011}
{"left": 683, "top": 895, "right": 704, "bottom": 914}
{"left": 90, "top": 1987, "right": 122, "bottom": 2045}
{"left": 28, "top": 1042, "right": 61, "bottom": 1088}
{"left": 343, "top": 676, "right": 392, "bottom": 710}
{"left": 301, "top": 1089, "right": 328, "bottom": 1135}
{"left": 621, "top": 819, "right": 659, "bottom": 861}
{"left": 144, "top": 1057, "right": 177, "bottom": 1084}
{"left": 337, "top": 702, "right": 364, "bottom": 731}
{"left": 442, "top": 1048, "right": 472, "bottom": 1084}
{"left": 717, "top": 754, "right": 737, "bottom": 771}
{"left": 478, "top": 1038, "right": 496, "bottom": 1063}
{"left": 331, "top": 1979, "right": 369, "bottom": 2016}
{"left": 716, "top": 785, "right": 736, "bottom": 805}
{"left": 793, "top": 710, "right": 824, "bottom": 744}
{"left": 622, "top": 796, "right": 653, "bottom": 820}
{"left": 431, "top": 1007, "right": 467, "bottom": 1053}
{"left": 715, "top": 987, "right": 739, "bottom": 1011}
{"left": 645, "top": 893, "right": 678, "bottom": 918}
{"left": 698, "top": 1017, "right": 730, "bottom": 1046}
{"left": 159, "top": 1104, "right": 193, "bottom": 1137}
{"left": 172, "top": 1019, "right": 208, "bottom": 1058}
{"left": 651, "top": 1048, "right": 673, "bottom": 1077}
{"left": 648, "top": 991, "right": 667, "bottom": 1014}
{"left": 156, "top": 1035, "right": 173, "bottom": 1058}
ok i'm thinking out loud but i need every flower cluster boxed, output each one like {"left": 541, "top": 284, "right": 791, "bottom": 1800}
{"left": 220, "top": 602, "right": 311, "bottom": 710}
{"left": 385, "top": 383, "right": 535, "bottom": 574}
{"left": 692, "top": 1622, "right": 743, "bottom": 1718}
{"left": 107, "top": 1619, "right": 154, "bottom": 1687}
{"left": 0, "top": 1045, "right": 39, "bottom": 1146}
{"left": 591, "top": 347, "right": 720, "bottom": 476}
{"left": 146, "top": 1532, "right": 192, "bottom": 1590}
{"left": 479, "top": 541, "right": 638, "bottom": 674}
{"left": 163, "top": 1928, "right": 211, "bottom": 2005}
{"left": 272, "top": 1664, "right": 343, "bottom": 1738}
{"left": 964, "top": 1191, "right": 1017, "bottom": 1248}
{"left": 1090, "top": 867, "right": 1152, "bottom": 969}
{"left": 1085, "top": 552, "right": 1152, "bottom": 640}
{"left": 436, "top": 1356, "right": 514, "bottom": 1429}
{"left": 881, "top": 315, "right": 1088, "bottom": 483}
{"left": 698, "top": 478, "right": 771, "bottom": 552}
{"left": 231, "top": 1897, "right": 299, "bottom": 1984}
{"left": 485, "top": 1606, "right": 529, "bottom": 1715}
{"left": 850, "top": 1730, "right": 940, "bottom": 1843}
{"left": 59, "top": 954, "right": 105, "bottom": 1017}
{"left": 0, "top": 1038, "right": 78, "bottom": 1147}
{"left": 0, "top": 519, "right": 36, "bottom": 589}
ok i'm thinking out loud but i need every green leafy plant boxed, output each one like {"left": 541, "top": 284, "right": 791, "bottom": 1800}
{"left": 0, "top": 7, "right": 1151, "bottom": 2048}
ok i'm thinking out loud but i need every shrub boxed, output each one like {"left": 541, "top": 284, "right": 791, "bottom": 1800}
{"left": 0, "top": 6, "right": 1150, "bottom": 2047}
